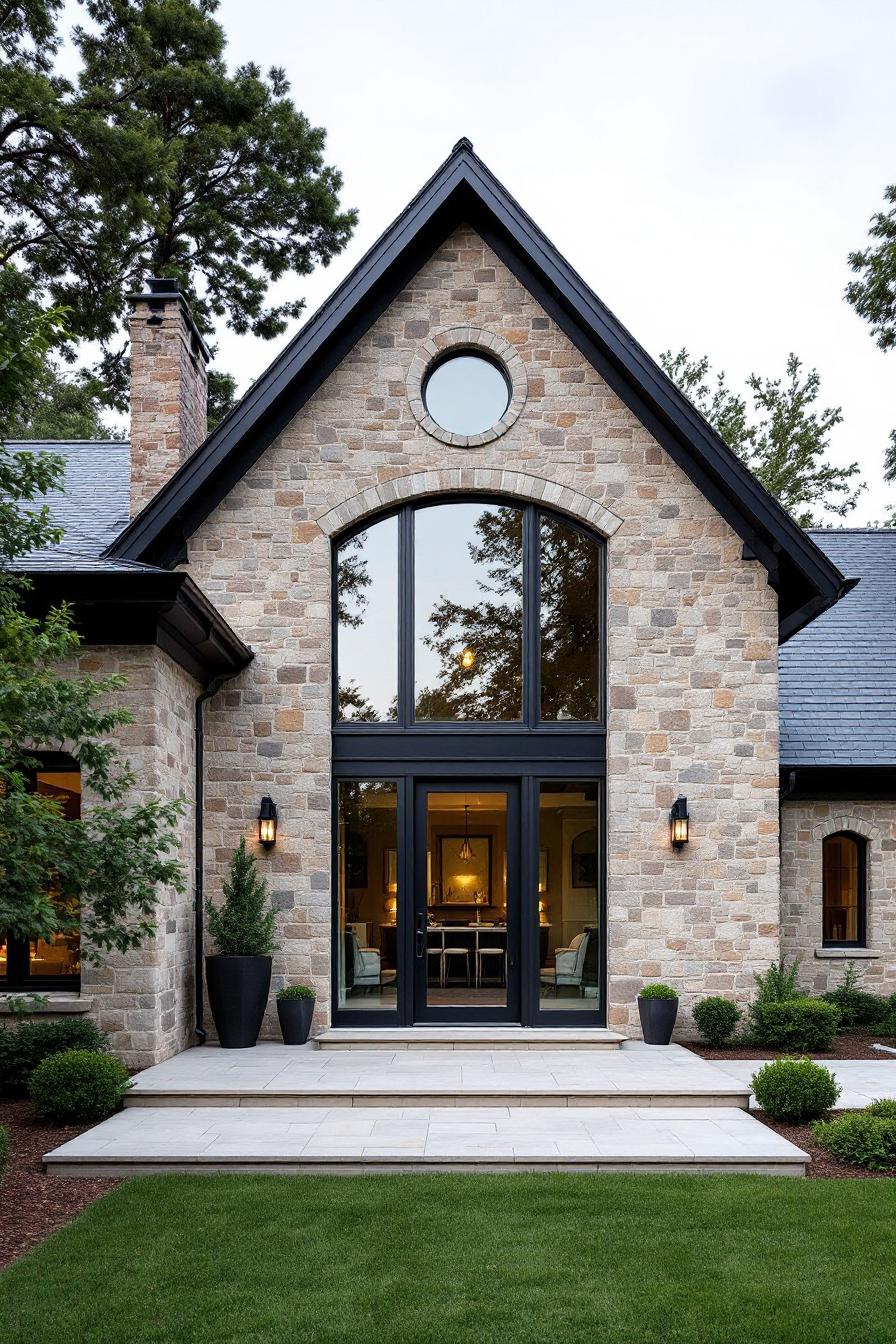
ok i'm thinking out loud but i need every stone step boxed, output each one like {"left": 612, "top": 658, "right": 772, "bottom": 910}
{"left": 44, "top": 1105, "right": 809, "bottom": 1177}
{"left": 314, "top": 1027, "right": 627, "bottom": 1050}
{"left": 123, "top": 1042, "right": 749, "bottom": 1111}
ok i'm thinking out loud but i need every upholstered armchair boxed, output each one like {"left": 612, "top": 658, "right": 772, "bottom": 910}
{"left": 348, "top": 931, "right": 396, "bottom": 992}
{"left": 539, "top": 929, "right": 591, "bottom": 996}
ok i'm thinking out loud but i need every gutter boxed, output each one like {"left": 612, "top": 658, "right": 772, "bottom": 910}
{"left": 193, "top": 672, "right": 240, "bottom": 1042}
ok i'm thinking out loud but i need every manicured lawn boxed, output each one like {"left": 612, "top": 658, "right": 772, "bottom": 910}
{"left": 1, "top": 1173, "right": 894, "bottom": 1344}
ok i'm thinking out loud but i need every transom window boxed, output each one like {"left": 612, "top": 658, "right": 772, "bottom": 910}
{"left": 334, "top": 499, "right": 603, "bottom": 726}
{"left": 822, "top": 831, "right": 867, "bottom": 947}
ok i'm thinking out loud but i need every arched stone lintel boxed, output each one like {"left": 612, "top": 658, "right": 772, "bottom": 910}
{"left": 810, "top": 814, "right": 883, "bottom": 844}
{"left": 316, "top": 468, "right": 625, "bottom": 539}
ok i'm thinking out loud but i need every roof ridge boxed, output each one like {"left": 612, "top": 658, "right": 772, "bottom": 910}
{"left": 5, "top": 438, "right": 129, "bottom": 447}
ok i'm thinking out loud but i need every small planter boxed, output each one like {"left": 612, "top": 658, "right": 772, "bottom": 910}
{"left": 205, "top": 954, "right": 272, "bottom": 1049}
{"left": 638, "top": 995, "right": 679, "bottom": 1045}
{"left": 277, "top": 995, "right": 315, "bottom": 1045}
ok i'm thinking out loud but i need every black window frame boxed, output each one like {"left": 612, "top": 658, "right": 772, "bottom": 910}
{"left": 1, "top": 753, "right": 82, "bottom": 992}
{"left": 822, "top": 830, "right": 868, "bottom": 949}
{"left": 330, "top": 497, "right": 607, "bottom": 1028}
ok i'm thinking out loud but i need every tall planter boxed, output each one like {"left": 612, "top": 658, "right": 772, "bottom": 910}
{"left": 638, "top": 995, "right": 679, "bottom": 1045}
{"left": 206, "top": 954, "right": 272, "bottom": 1049}
{"left": 277, "top": 995, "right": 315, "bottom": 1045}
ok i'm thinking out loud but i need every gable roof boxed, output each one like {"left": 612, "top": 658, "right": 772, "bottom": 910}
{"left": 780, "top": 530, "right": 896, "bottom": 768}
{"left": 105, "top": 139, "right": 848, "bottom": 638}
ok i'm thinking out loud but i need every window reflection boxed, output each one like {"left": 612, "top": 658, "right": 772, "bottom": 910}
{"left": 415, "top": 503, "right": 523, "bottom": 721}
{"left": 540, "top": 515, "right": 601, "bottom": 720}
{"left": 335, "top": 515, "right": 398, "bottom": 721}
{"left": 538, "top": 781, "right": 600, "bottom": 1011}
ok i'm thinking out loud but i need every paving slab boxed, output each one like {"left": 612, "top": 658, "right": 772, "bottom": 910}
{"left": 710, "top": 1058, "right": 896, "bottom": 1109}
{"left": 45, "top": 1104, "right": 809, "bottom": 1176}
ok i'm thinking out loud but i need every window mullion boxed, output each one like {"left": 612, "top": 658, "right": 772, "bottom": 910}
{"left": 399, "top": 506, "right": 414, "bottom": 727}
{"left": 523, "top": 506, "right": 540, "bottom": 728}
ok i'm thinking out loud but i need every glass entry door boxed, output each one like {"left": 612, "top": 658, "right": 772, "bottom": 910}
{"left": 413, "top": 782, "right": 520, "bottom": 1023}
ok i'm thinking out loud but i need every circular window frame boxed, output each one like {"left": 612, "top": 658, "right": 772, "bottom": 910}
{"left": 407, "top": 326, "right": 527, "bottom": 447}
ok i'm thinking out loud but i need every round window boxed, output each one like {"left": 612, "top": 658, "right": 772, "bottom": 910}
{"left": 422, "top": 353, "right": 510, "bottom": 437}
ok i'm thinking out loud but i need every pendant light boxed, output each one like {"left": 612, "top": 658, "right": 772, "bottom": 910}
{"left": 459, "top": 800, "right": 475, "bottom": 862}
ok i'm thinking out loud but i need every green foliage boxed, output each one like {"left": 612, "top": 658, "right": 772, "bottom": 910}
{"left": 691, "top": 996, "right": 742, "bottom": 1047}
{"left": 638, "top": 983, "right": 678, "bottom": 1000}
{"left": 1, "top": 296, "right": 186, "bottom": 955}
{"left": 876, "top": 1005, "right": 896, "bottom": 1038}
{"left": 867, "top": 1098, "right": 896, "bottom": 1119}
{"left": 813, "top": 1107, "right": 896, "bottom": 1171}
{"left": 276, "top": 984, "right": 315, "bottom": 1001}
{"left": 29, "top": 1047, "right": 130, "bottom": 1122}
{"left": 0, "top": 1017, "right": 109, "bottom": 1095}
{"left": 752, "top": 999, "right": 841, "bottom": 1053}
{"left": 0, "top": 1122, "right": 7, "bottom": 1177}
{"left": 207, "top": 837, "right": 279, "bottom": 957}
{"left": 845, "top": 183, "right": 896, "bottom": 484}
{"left": 820, "top": 961, "right": 889, "bottom": 1030}
{"left": 1, "top": 0, "right": 356, "bottom": 408}
{"left": 751, "top": 1057, "right": 840, "bottom": 1122}
{"left": 661, "top": 349, "right": 862, "bottom": 525}
{"left": 748, "top": 956, "right": 802, "bottom": 1035}
{"left": 6, "top": 363, "right": 124, "bottom": 441}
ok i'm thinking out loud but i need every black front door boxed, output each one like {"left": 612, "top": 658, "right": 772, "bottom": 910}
{"left": 412, "top": 781, "right": 521, "bottom": 1023}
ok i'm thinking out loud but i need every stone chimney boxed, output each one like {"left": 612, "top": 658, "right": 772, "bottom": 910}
{"left": 128, "top": 278, "right": 211, "bottom": 517}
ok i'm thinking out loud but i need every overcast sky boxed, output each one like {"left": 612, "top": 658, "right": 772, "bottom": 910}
{"left": 66, "top": 0, "right": 896, "bottom": 523}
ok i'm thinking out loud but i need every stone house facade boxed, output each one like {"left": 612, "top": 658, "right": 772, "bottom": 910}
{"left": 4, "top": 142, "right": 893, "bottom": 1064}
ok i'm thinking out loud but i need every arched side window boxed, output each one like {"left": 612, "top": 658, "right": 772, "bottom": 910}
{"left": 822, "top": 832, "right": 867, "bottom": 947}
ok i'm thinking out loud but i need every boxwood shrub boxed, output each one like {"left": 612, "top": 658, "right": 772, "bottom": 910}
{"left": 28, "top": 1049, "right": 130, "bottom": 1123}
{"left": 813, "top": 1104, "right": 896, "bottom": 1171}
{"left": 752, "top": 997, "right": 840, "bottom": 1052}
{"left": 638, "top": 983, "right": 678, "bottom": 1000}
{"left": 821, "top": 987, "right": 890, "bottom": 1030}
{"left": 0, "top": 1019, "right": 109, "bottom": 1095}
{"left": 750, "top": 1057, "right": 840, "bottom": 1122}
{"left": 0, "top": 1123, "right": 8, "bottom": 1177}
{"left": 276, "top": 984, "right": 315, "bottom": 1001}
{"left": 691, "top": 996, "right": 742, "bottom": 1047}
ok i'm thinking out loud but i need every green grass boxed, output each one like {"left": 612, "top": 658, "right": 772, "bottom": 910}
{"left": 2, "top": 1174, "right": 895, "bottom": 1344}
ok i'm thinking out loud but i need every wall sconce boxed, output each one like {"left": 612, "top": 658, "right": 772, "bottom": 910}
{"left": 258, "top": 796, "right": 278, "bottom": 848}
{"left": 670, "top": 795, "right": 689, "bottom": 849}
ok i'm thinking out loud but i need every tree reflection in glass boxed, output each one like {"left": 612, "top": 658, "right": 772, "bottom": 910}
{"left": 540, "top": 515, "right": 600, "bottom": 721}
{"left": 335, "top": 515, "right": 398, "bottom": 721}
{"left": 415, "top": 504, "right": 523, "bottom": 721}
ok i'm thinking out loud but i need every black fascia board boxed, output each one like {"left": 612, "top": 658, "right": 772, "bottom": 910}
{"left": 781, "top": 765, "right": 896, "bottom": 800}
{"left": 22, "top": 569, "right": 253, "bottom": 683}
{"left": 105, "top": 140, "right": 846, "bottom": 635}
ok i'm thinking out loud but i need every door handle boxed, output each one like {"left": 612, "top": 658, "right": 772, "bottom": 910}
{"left": 415, "top": 913, "right": 425, "bottom": 959}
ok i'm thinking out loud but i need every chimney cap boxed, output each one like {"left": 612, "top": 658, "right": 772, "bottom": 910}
{"left": 146, "top": 276, "right": 182, "bottom": 296}
{"left": 128, "top": 277, "right": 211, "bottom": 363}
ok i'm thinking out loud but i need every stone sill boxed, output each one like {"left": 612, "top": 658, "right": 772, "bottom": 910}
{"left": 814, "top": 947, "right": 879, "bottom": 960}
{"left": 0, "top": 994, "right": 94, "bottom": 1014}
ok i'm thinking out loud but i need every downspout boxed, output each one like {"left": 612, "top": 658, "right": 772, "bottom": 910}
{"left": 194, "top": 674, "right": 236, "bottom": 1042}
{"left": 778, "top": 768, "right": 797, "bottom": 865}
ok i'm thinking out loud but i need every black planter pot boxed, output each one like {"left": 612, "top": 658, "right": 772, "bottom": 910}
{"left": 638, "top": 996, "right": 679, "bottom": 1045}
{"left": 205, "top": 955, "right": 272, "bottom": 1049}
{"left": 277, "top": 996, "right": 315, "bottom": 1046}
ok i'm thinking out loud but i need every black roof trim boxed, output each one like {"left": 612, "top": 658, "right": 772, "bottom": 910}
{"left": 781, "top": 766, "right": 896, "bottom": 801}
{"left": 22, "top": 569, "right": 252, "bottom": 684}
{"left": 106, "top": 141, "right": 846, "bottom": 636}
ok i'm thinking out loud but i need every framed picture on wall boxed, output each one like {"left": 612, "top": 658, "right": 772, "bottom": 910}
{"left": 439, "top": 835, "right": 492, "bottom": 903}
{"left": 570, "top": 827, "right": 597, "bottom": 888}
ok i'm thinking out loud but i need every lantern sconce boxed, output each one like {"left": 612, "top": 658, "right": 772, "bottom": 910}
{"left": 670, "top": 795, "right": 689, "bottom": 849}
{"left": 258, "top": 796, "right": 278, "bottom": 849}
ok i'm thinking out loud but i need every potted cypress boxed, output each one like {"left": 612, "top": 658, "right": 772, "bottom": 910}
{"left": 276, "top": 984, "right": 316, "bottom": 1045}
{"left": 206, "top": 837, "right": 279, "bottom": 1049}
{"left": 638, "top": 982, "right": 679, "bottom": 1045}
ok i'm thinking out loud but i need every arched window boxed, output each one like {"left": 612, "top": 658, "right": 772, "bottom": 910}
{"left": 822, "top": 832, "right": 867, "bottom": 947}
{"left": 334, "top": 498, "right": 603, "bottom": 726}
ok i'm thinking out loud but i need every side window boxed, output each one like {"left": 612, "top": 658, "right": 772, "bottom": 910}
{"left": 822, "top": 831, "right": 866, "bottom": 946}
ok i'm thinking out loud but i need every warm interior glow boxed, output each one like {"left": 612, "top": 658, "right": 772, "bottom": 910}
{"left": 459, "top": 646, "right": 476, "bottom": 670}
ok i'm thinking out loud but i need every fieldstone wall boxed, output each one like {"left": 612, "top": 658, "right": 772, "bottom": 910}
{"left": 184, "top": 224, "right": 781, "bottom": 1037}
{"left": 781, "top": 800, "right": 896, "bottom": 996}
{"left": 129, "top": 289, "right": 209, "bottom": 517}
{"left": 75, "top": 647, "right": 198, "bottom": 1067}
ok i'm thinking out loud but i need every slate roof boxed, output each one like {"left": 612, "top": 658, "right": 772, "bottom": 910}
{"left": 780, "top": 530, "right": 896, "bottom": 767}
{"left": 8, "top": 440, "right": 150, "bottom": 572}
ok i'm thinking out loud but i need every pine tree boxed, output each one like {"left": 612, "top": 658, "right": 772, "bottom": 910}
{"left": 207, "top": 837, "right": 279, "bottom": 957}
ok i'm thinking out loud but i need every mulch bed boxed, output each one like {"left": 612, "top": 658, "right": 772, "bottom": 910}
{"left": 688, "top": 1031, "right": 890, "bottom": 1061}
{"left": 755, "top": 1110, "right": 895, "bottom": 1180}
{"left": 0, "top": 1099, "right": 119, "bottom": 1271}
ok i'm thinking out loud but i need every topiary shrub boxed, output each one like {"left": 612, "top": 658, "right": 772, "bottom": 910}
{"left": 691, "top": 996, "right": 742, "bottom": 1047}
{"left": 638, "top": 983, "right": 678, "bottom": 999}
{"left": 813, "top": 1107, "right": 896, "bottom": 1171}
{"left": 28, "top": 1049, "right": 130, "bottom": 1123}
{"left": 752, "top": 997, "right": 840, "bottom": 1052}
{"left": 207, "top": 836, "right": 279, "bottom": 956}
{"left": 751, "top": 1057, "right": 840, "bottom": 1122}
{"left": 0, "top": 1018, "right": 109, "bottom": 1095}
{"left": 0, "top": 1124, "right": 8, "bottom": 1177}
